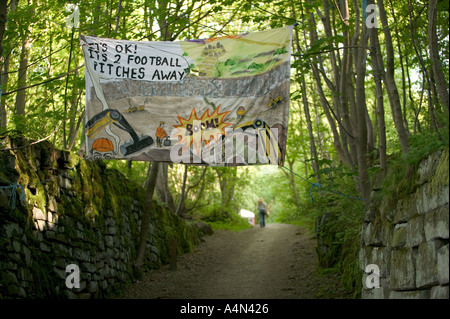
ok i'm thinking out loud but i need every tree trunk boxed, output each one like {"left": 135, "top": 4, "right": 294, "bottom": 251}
{"left": 15, "top": 33, "right": 31, "bottom": 117}
{"left": 157, "top": 0, "right": 173, "bottom": 41}
{"left": 291, "top": 12, "right": 321, "bottom": 184}
{"left": 1, "top": 0, "right": 17, "bottom": 129}
{"left": 428, "top": 0, "right": 449, "bottom": 115}
{"left": 156, "top": 162, "right": 176, "bottom": 212}
{"left": 307, "top": 9, "right": 351, "bottom": 167}
{"left": 301, "top": 77, "right": 321, "bottom": 184}
{"left": 175, "top": 164, "right": 188, "bottom": 215}
{"left": 369, "top": 19, "right": 387, "bottom": 169}
{"left": 0, "top": 0, "right": 6, "bottom": 61}
{"left": 215, "top": 168, "right": 236, "bottom": 219}
{"left": 354, "top": 24, "right": 371, "bottom": 203}
{"left": 339, "top": 0, "right": 358, "bottom": 168}
{"left": 317, "top": 0, "right": 355, "bottom": 168}
{"left": 0, "top": 55, "right": 8, "bottom": 129}
{"left": 388, "top": 0, "right": 409, "bottom": 131}
{"left": 66, "top": 53, "right": 82, "bottom": 151}
{"left": 312, "top": 64, "right": 351, "bottom": 166}
{"left": 126, "top": 160, "right": 132, "bottom": 179}
{"left": 287, "top": 158, "right": 302, "bottom": 207}
{"left": 407, "top": 0, "right": 434, "bottom": 133}
{"left": 134, "top": 162, "right": 159, "bottom": 278}
{"left": 378, "top": 0, "right": 410, "bottom": 154}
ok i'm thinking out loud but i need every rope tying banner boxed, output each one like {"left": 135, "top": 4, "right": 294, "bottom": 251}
{"left": 0, "top": 158, "right": 86, "bottom": 210}
{"left": 0, "top": 184, "right": 26, "bottom": 210}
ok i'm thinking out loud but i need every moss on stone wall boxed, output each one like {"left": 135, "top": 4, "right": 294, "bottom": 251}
{"left": 0, "top": 134, "right": 205, "bottom": 299}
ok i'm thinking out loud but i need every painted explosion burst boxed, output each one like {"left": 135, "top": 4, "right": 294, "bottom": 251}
{"left": 173, "top": 106, "right": 232, "bottom": 155}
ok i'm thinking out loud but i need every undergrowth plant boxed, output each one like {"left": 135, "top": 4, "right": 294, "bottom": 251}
{"left": 288, "top": 163, "right": 364, "bottom": 298}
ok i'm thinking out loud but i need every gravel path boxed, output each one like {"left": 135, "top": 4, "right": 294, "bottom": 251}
{"left": 120, "top": 223, "right": 351, "bottom": 299}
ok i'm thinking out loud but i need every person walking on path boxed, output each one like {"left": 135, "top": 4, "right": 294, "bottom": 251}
{"left": 257, "top": 198, "right": 267, "bottom": 228}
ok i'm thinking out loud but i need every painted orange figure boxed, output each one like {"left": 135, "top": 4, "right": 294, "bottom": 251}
{"left": 156, "top": 121, "right": 168, "bottom": 147}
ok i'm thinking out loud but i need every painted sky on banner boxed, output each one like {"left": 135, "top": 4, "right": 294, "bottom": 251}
{"left": 80, "top": 26, "right": 293, "bottom": 166}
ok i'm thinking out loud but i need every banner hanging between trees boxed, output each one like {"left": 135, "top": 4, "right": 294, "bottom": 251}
{"left": 80, "top": 26, "right": 292, "bottom": 166}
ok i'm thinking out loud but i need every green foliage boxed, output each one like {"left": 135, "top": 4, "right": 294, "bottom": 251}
{"left": 405, "top": 124, "right": 449, "bottom": 166}
{"left": 379, "top": 123, "right": 449, "bottom": 212}
{"left": 207, "top": 216, "right": 252, "bottom": 232}
{"left": 304, "top": 171, "right": 364, "bottom": 298}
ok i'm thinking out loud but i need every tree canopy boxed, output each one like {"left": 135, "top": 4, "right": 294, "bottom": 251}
{"left": 0, "top": 0, "right": 448, "bottom": 219}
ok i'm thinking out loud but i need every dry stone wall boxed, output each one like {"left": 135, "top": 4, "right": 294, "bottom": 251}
{"left": 0, "top": 135, "right": 205, "bottom": 298}
{"left": 360, "top": 148, "right": 449, "bottom": 299}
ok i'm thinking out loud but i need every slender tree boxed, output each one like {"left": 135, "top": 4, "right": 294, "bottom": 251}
{"left": 378, "top": 0, "right": 410, "bottom": 154}
{"left": 428, "top": 0, "right": 449, "bottom": 115}
{"left": 134, "top": 162, "right": 159, "bottom": 277}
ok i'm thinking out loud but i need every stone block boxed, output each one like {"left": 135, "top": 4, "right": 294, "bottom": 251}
{"left": 389, "top": 290, "right": 430, "bottom": 299}
{"left": 361, "top": 288, "right": 384, "bottom": 299}
{"left": 53, "top": 267, "right": 67, "bottom": 280}
{"left": 392, "top": 223, "right": 407, "bottom": 249}
{"left": 416, "top": 183, "right": 449, "bottom": 215}
{"left": 59, "top": 176, "right": 72, "bottom": 189}
{"left": 437, "top": 244, "right": 449, "bottom": 285}
{"left": 2, "top": 271, "right": 19, "bottom": 286}
{"left": 32, "top": 230, "right": 43, "bottom": 241}
{"left": 430, "top": 285, "right": 449, "bottom": 299}
{"left": 73, "top": 248, "right": 91, "bottom": 262}
{"left": 150, "top": 245, "right": 159, "bottom": 255}
{"left": 100, "top": 280, "right": 108, "bottom": 290}
{"left": 416, "top": 241, "right": 439, "bottom": 288}
{"left": 48, "top": 197, "right": 58, "bottom": 212}
{"left": 0, "top": 188, "right": 9, "bottom": 208}
{"left": 75, "top": 230, "right": 85, "bottom": 241}
{"left": 53, "top": 257, "right": 69, "bottom": 270}
{"left": 66, "top": 290, "right": 78, "bottom": 299}
{"left": 98, "top": 239, "right": 105, "bottom": 251}
{"left": 406, "top": 215, "right": 425, "bottom": 248}
{"left": 81, "top": 262, "right": 97, "bottom": 274}
{"left": 88, "top": 281, "right": 98, "bottom": 294}
{"left": 7, "top": 285, "right": 26, "bottom": 298}
{"left": 18, "top": 268, "right": 33, "bottom": 282}
{"left": 23, "top": 245, "right": 32, "bottom": 265}
{"left": 40, "top": 242, "right": 51, "bottom": 252}
{"left": 424, "top": 205, "right": 449, "bottom": 241}
{"left": 359, "top": 246, "right": 373, "bottom": 272}
{"left": 394, "top": 197, "right": 418, "bottom": 224}
{"left": 12, "top": 240, "right": 21, "bottom": 253}
{"left": 34, "top": 219, "right": 46, "bottom": 231}
{"left": 106, "top": 217, "right": 116, "bottom": 227}
{"left": 33, "top": 206, "right": 46, "bottom": 220}
{"left": 4, "top": 261, "right": 18, "bottom": 271}
{"left": 47, "top": 211, "right": 58, "bottom": 224}
{"left": 363, "top": 221, "right": 384, "bottom": 247}
{"left": 75, "top": 221, "right": 84, "bottom": 231}
{"left": 55, "top": 243, "right": 73, "bottom": 257}
{"left": 4, "top": 223, "right": 20, "bottom": 238}
{"left": 105, "top": 236, "right": 114, "bottom": 248}
{"left": 390, "top": 248, "right": 415, "bottom": 290}
{"left": 417, "top": 149, "right": 442, "bottom": 185}
{"left": 370, "top": 247, "right": 389, "bottom": 277}
{"left": 363, "top": 207, "right": 375, "bottom": 223}
{"left": 81, "top": 272, "right": 92, "bottom": 282}
{"left": 107, "top": 226, "right": 117, "bottom": 235}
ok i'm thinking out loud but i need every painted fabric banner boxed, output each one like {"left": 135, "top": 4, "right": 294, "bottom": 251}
{"left": 80, "top": 26, "right": 292, "bottom": 166}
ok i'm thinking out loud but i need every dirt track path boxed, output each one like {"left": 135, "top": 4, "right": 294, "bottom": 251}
{"left": 121, "top": 223, "right": 350, "bottom": 299}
